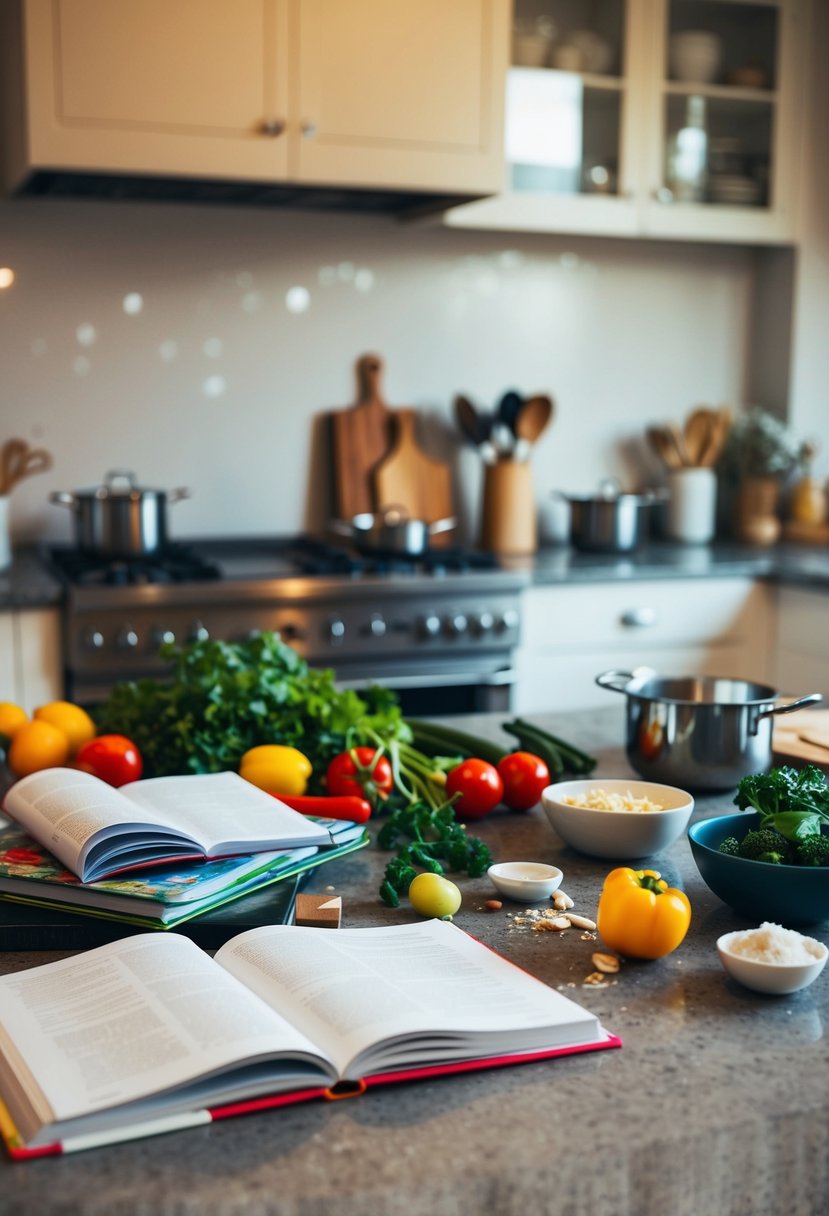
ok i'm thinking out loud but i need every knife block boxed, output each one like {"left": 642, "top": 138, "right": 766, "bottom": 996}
{"left": 480, "top": 460, "right": 537, "bottom": 555}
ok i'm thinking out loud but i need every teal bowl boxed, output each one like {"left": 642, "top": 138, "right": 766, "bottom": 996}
{"left": 688, "top": 813, "right": 829, "bottom": 927}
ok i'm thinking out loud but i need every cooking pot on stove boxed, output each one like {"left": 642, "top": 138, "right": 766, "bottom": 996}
{"left": 50, "top": 470, "right": 190, "bottom": 558}
{"left": 596, "top": 669, "right": 822, "bottom": 790}
{"left": 555, "top": 480, "right": 661, "bottom": 553}
{"left": 332, "top": 507, "right": 456, "bottom": 556}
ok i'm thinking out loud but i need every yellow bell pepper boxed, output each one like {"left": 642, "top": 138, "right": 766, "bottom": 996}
{"left": 239, "top": 745, "right": 312, "bottom": 797}
{"left": 596, "top": 867, "right": 691, "bottom": 959}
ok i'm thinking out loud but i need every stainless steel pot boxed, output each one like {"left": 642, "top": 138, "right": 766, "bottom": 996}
{"left": 555, "top": 482, "right": 660, "bottom": 553}
{"left": 596, "top": 669, "right": 822, "bottom": 790}
{"left": 50, "top": 470, "right": 190, "bottom": 558}
{"left": 332, "top": 508, "right": 456, "bottom": 556}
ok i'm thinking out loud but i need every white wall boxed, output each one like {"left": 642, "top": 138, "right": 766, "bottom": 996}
{"left": 0, "top": 197, "right": 756, "bottom": 547}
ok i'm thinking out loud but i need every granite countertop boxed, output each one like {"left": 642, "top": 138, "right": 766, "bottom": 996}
{"left": 4, "top": 540, "right": 829, "bottom": 613}
{"left": 0, "top": 706, "right": 826, "bottom": 1216}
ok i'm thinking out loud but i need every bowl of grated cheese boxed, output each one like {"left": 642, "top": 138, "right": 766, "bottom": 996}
{"left": 541, "top": 778, "right": 694, "bottom": 859}
{"left": 717, "top": 923, "right": 828, "bottom": 994}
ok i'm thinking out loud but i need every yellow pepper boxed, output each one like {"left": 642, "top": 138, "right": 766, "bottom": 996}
{"left": 239, "top": 745, "right": 312, "bottom": 797}
{"left": 596, "top": 867, "right": 691, "bottom": 959}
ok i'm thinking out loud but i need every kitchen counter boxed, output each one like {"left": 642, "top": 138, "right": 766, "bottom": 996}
{"left": 4, "top": 539, "right": 829, "bottom": 613}
{"left": 0, "top": 705, "right": 826, "bottom": 1216}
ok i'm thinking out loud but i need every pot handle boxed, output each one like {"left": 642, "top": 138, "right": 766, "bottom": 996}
{"left": 428, "top": 516, "right": 457, "bottom": 536}
{"left": 758, "top": 693, "right": 823, "bottom": 720}
{"left": 168, "top": 488, "right": 191, "bottom": 505}
{"left": 49, "top": 491, "right": 77, "bottom": 509}
{"left": 595, "top": 669, "right": 634, "bottom": 694}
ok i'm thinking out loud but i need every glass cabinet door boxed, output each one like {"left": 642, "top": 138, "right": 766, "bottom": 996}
{"left": 644, "top": 0, "right": 803, "bottom": 242}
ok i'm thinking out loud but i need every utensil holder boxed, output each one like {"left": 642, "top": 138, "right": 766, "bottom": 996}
{"left": 481, "top": 460, "right": 537, "bottom": 554}
{"left": 0, "top": 496, "right": 10, "bottom": 570}
{"left": 666, "top": 467, "right": 717, "bottom": 544}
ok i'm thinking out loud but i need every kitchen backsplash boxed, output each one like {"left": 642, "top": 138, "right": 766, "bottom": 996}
{"left": 0, "top": 197, "right": 757, "bottom": 547}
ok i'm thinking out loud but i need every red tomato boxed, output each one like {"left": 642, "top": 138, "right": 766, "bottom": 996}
{"left": 326, "top": 747, "right": 394, "bottom": 803}
{"left": 75, "top": 734, "right": 143, "bottom": 787}
{"left": 497, "top": 752, "right": 551, "bottom": 812}
{"left": 446, "top": 758, "right": 503, "bottom": 821}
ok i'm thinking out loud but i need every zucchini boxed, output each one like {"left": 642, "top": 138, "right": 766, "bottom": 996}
{"left": 512, "top": 718, "right": 597, "bottom": 774}
{"left": 501, "top": 721, "right": 565, "bottom": 778}
{"left": 405, "top": 720, "right": 508, "bottom": 767}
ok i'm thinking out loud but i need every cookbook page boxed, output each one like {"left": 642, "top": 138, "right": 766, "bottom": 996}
{"left": 0, "top": 932, "right": 330, "bottom": 1146}
{"left": 215, "top": 920, "right": 600, "bottom": 1079}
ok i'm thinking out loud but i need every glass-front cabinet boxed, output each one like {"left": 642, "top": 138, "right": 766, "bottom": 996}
{"left": 444, "top": 0, "right": 807, "bottom": 243}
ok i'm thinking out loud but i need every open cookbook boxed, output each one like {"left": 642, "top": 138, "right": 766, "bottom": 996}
{"left": 1, "top": 768, "right": 333, "bottom": 882}
{"left": 0, "top": 919, "right": 620, "bottom": 1158}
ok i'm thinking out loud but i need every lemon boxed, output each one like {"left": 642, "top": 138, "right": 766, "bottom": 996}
{"left": 9, "top": 719, "right": 71, "bottom": 777}
{"left": 240, "top": 745, "right": 313, "bottom": 797}
{"left": 408, "top": 873, "right": 462, "bottom": 920}
{"left": 0, "top": 702, "right": 28, "bottom": 741}
{"left": 33, "top": 701, "right": 96, "bottom": 756}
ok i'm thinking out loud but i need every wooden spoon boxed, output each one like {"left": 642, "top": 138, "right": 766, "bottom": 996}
{"left": 515, "top": 394, "right": 553, "bottom": 444}
{"left": 646, "top": 425, "right": 682, "bottom": 471}
{"left": 683, "top": 407, "right": 717, "bottom": 467}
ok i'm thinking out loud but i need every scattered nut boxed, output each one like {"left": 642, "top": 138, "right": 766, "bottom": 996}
{"left": 583, "top": 972, "right": 607, "bottom": 986}
{"left": 564, "top": 913, "right": 597, "bottom": 931}
{"left": 591, "top": 952, "right": 620, "bottom": 974}
{"left": 552, "top": 890, "right": 574, "bottom": 911}
{"left": 532, "top": 915, "right": 571, "bottom": 932}
{"left": 484, "top": 899, "right": 503, "bottom": 911}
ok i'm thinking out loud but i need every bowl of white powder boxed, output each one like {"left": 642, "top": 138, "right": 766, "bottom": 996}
{"left": 717, "top": 923, "right": 828, "bottom": 994}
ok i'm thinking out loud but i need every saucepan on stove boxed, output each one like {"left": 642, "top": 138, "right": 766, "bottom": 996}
{"left": 554, "top": 480, "right": 662, "bottom": 553}
{"left": 331, "top": 507, "right": 456, "bottom": 556}
{"left": 596, "top": 669, "right": 822, "bottom": 790}
{"left": 50, "top": 470, "right": 191, "bottom": 558}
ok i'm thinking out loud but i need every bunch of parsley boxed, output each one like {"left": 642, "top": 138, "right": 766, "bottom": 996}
{"left": 94, "top": 631, "right": 405, "bottom": 781}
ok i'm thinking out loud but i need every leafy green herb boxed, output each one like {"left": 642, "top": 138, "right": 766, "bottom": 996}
{"left": 94, "top": 632, "right": 406, "bottom": 781}
{"left": 733, "top": 764, "right": 829, "bottom": 841}
{"left": 377, "top": 799, "right": 493, "bottom": 906}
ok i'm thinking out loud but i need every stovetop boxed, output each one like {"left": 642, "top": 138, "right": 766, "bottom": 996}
{"left": 48, "top": 535, "right": 509, "bottom": 586}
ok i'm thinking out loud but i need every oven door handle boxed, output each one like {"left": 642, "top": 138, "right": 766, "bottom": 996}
{"left": 336, "top": 668, "right": 517, "bottom": 691}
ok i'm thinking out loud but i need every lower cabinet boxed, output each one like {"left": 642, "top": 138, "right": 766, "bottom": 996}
{"left": 514, "top": 577, "right": 776, "bottom": 713}
{"left": 774, "top": 586, "right": 829, "bottom": 699}
{"left": 2, "top": 609, "right": 63, "bottom": 712}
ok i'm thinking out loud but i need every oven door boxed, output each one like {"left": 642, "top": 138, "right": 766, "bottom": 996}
{"left": 331, "top": 656, "right": 516, "bottom": 716}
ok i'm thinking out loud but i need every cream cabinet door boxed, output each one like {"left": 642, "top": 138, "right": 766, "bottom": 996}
{"left": 0, "top": 613, "right": 15, "bottom": 701}
{"left": 14, "top": 610, "right": 63, "bottom": 712}
{"left": 774, "top": 586, "right": 829, "bottom": 698}
{"left": 24, "top": 0, "right": 289, "bottom": 180}
{"left": 293, "top": 0, "right": 508, "bottom": 193}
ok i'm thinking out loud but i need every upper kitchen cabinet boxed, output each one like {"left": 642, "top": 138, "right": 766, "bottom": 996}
{"left": 443, "top": 0, "right": 808, "bottom": 244}
{"left": 3, "top": 0, "right": 509, "bottom": 197}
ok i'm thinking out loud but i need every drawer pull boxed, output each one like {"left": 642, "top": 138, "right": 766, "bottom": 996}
{"left": 620, "top": 606, "right": 657, "bottom": 629}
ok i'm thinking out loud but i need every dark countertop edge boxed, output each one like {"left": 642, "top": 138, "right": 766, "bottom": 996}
{"left": 3, "top": 540, "right": 829, "bottom": 612}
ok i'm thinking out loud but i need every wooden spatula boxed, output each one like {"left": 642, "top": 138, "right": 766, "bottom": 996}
{"left": 330, "top": 354, "right": 394, "bottom": 519}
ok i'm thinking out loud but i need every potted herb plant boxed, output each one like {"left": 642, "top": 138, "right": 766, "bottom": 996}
{"left": 717, "top": 406, "right": 803, "bottom": 544}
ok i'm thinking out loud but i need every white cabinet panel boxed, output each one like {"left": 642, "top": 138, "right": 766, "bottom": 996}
{"left": 774, "top": 586, "right": 829, "bottom": 698}
{"left": 14, "top": 610, "right": 63, "bottom": 711}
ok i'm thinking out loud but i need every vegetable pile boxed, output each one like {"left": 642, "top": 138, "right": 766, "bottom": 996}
{"left": 719, "top": 764, "right": 829, "bottom": 866}
{"left": 377, "top": 801, "right": 493, "bottom": 907}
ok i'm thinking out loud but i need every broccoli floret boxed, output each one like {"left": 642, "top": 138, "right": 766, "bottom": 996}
{"left": 737, "top": 827, "right": 793, "bottom": 865}
{"left": 718, "top": 837, "right": 741, "bottom": 856}
{"left": 795, "top": 834, "right": 829, "bottom": 867}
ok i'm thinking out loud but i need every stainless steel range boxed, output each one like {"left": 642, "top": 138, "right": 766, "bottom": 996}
{"left": 47, "top": 537, "right": 528, "bottom": 714}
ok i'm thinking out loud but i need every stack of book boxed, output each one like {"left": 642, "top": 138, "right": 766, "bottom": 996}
{"left": 0, "top": 767, "right": 369, "bottom": 949}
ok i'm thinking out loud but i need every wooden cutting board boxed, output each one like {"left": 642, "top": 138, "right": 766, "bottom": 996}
{"left": 329, "top": 354, "right": 394, "bottom": 519}
{"left": 372, "top": 409, "right": 454, "bottom": 527}
{"left": 773, "top": 708, "right": 829, "bottom": 772}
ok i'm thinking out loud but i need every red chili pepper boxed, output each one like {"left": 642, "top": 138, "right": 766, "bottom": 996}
{"left": 272, "top": 793, "right": 372, "bottom": 823}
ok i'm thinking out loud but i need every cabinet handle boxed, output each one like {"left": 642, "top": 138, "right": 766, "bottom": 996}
{"left": 652, "top": 187, "right": 674, "bottom": 204}
{"left": 260, "top": 118, "right": 286, "bottom": 138}
{"left": 301, "top": 122, "right": 317, "bottom": 139}
{"left": 620, "top": 606, "right": 657, "bottom": 628}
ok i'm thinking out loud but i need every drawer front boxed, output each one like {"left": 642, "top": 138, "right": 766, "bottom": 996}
{"left": 522, "top": 578, "right": 769, "bottom": 651}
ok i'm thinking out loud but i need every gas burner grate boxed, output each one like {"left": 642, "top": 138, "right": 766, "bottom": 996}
{"left": 48, "top": 544, "right": 222, "bottom": 587}
{"left": 279, "top": 535, "right": 499, "bottom": 577}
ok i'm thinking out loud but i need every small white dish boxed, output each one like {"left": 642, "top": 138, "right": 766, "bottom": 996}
{"left": 541, "top": 779, "right": 694, "bottom": 859}
{"left": 487, "top": 861, "right": 563, "bottom": 903}
{"left": 716, "top": 929, "right": 828, "bottom": 995}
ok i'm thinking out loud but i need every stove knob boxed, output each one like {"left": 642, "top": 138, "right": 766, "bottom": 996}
{"left": 470, "top": 610, "right": 495, "bottom": 636}
{"left": 189, "top": 621, "right": 210, "bottom": 643}
{"left": 328, "top": 618, "right": 346, "bottom": 643}
{"left": 281, "top": 622, "right": 306, "bottom": 643}
{"left": 151, "top": 628, "right": 176, "bottom": 648}
{"left": 82, "top": 628, "right": 105, "bottom": 651}
{"left": 116, "top": 626, "right": 139, "bottom": 650}
{"left": 444, "top": 612, "right": 468, "bottom": 637}
{"left": 495, "top": 608, "right": 520, "bottom": 633}
{"left": 368, "top": 614, "right": 386, "bottom": 638}
{"left": 419, "top": 613, "right": 441, "bottom": 639}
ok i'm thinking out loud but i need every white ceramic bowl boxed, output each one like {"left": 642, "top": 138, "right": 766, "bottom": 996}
{"left": 670, "top": 30, "right": 722, "bottom": 83}
{"left": 541, "top": 779, "right": 694, "bottom": 859}
{"left": 487, "top": 861, "right": 563, "bottom": 903}
{"left": 717, "top": 930, "right": 828, "bottom": 995}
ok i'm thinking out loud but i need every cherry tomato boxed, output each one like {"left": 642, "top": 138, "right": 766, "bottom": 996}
{"left": 326, "top": 747, "right": 394, "bottom": 804}
{"left": 75, "top": 734, "right": 143, "bottom": 787}
{"left": 445, "top": 758, "right": 503, "bottom": 821}
{"left": 497, "top": 751, "right": 551, "bottom": 812}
